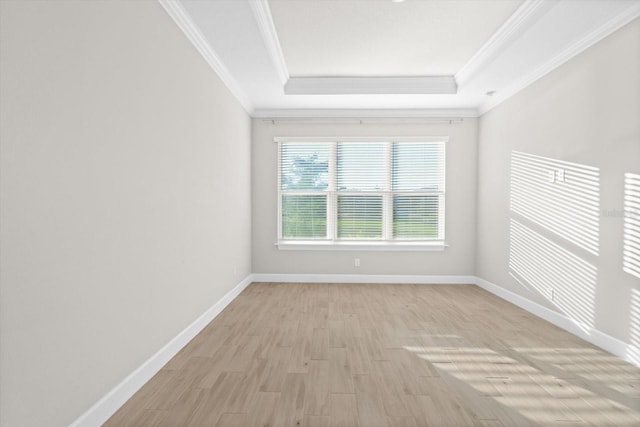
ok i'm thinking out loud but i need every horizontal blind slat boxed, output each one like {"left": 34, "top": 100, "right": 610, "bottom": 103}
{"left": 282, "top": 195, "right": 327, "bottom": 239}
{"left": 393, "top": 195, "right": 441, "bottom": 239}
{"left": 393, "top": 142, "right": 445, "bottom": 192}
{"left": 337, "top": 142, "right": 386, "bottom": 191}
{"left": 281, "top": 143, "right": 330, "bottom": 191}
{"left": 338, "top": 195, "right": 383, "bottom": 239}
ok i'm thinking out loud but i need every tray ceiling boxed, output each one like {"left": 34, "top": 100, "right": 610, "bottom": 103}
{"left": 161, "top": 0, "right": 640, "bottom": 117}
{"left": 269, "top": 0, "right": 523, "bottom": 77}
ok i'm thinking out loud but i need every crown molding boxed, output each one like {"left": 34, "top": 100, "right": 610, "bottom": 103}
{"left": 478, "top": 2, "right": 640, "bottom": 115}
{"left": 249, "top": 0, "right": 289, "bottom": 85}
{"left": 285, "top": 76, "right": 457, "bottom": 95}
{"left": 158, "top": 0, "right": 253, "bottom": 113}
{"left": 455, "top": 0, "right": 557, "bottom": 87}
{"left": 252, "top": 108, "right": 479, "bottom": 119}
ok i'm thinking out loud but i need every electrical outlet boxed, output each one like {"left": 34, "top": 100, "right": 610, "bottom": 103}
{"left": 354, "top": 258, "right": 360, "bottom": 267}
{"left": 541, "top": 287, "right": 554, "bottom": 301}
{"left": 556, "top": 169, "right": 565, "bottom": 182}
{"left": 548, "top": 170, "right": 556, "bottom": 183}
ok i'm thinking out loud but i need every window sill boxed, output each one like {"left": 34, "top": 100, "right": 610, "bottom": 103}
{"left": 276, "top": 241, "right": 447, "bottom": 252}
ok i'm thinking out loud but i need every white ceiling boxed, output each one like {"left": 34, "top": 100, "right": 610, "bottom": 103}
{"left": 269, "top": 0, "right": 524, "bottom": 77}
{"left": 161, "top": 0, "right": 640, "bottom": 117}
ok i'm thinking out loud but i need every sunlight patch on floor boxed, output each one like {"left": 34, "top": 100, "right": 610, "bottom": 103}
{"left": 404, "top": 345, "right": 640, "bottom": 425}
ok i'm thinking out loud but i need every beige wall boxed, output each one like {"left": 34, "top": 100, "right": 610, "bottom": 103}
{"left": 0, "top": 1, "right": 251, "bottom": 426}
{"left": 476, "top": 19, "right": 640, "bottom": 346}
{"left": 252, "top": 119, "right": 478, "bottom": 276}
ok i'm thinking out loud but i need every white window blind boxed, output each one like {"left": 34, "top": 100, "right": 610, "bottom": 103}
{"left": 278, "top": 138, "right": 446, "bottom": 247}
{"left": 337, "top": 142, "right": 385, "bottom": 239}
{"left": 392, "top": 142, "right": 445, "bottom": 239}
{"left": 280, "top": 143, "right": 329, "bottom": 239}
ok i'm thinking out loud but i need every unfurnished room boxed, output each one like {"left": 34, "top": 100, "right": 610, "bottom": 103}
{"left": 0, "top": 0, "right": 639, "bottom": 426}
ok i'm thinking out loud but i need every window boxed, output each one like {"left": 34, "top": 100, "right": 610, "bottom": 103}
{"left": 277, "top": 137, "right": 446, "bottom": 250}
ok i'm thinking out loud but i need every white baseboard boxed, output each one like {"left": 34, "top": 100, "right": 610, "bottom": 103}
{"left": 251, "top": 273, "right": 476, "bottom": 284}
{"left": 69, "top": 274, "right": 254, "bottom": 427}
{"left": 475, "top": 276, "right": 640, "bottom": 368}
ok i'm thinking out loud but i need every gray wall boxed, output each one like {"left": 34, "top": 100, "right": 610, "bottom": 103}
{"left": 476, "top": 19, "right": 640, "bottom": 346}
{"left": 252, "top": 120, "right": 478, "bottom": 276}
{"left": 0, "top": 1, "right": 251, "bottom": 426}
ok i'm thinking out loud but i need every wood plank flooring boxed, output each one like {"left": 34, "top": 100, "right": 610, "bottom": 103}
{"left": 105, "top": 283, "right": 640, "bottom": 426}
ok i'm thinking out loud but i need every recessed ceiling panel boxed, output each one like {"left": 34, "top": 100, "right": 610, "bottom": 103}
{"left": 268, "top": 0, "right": 524, "bottom": 77}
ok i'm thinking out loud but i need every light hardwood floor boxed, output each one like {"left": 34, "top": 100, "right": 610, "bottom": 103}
{"left": 105, "top": 283, "right": 640, "bottom": 426}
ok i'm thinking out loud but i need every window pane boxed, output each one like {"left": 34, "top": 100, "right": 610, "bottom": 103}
{"left": 393, "top": 195, "right": 439, "bottom": 239}
{"left": 338, "top": 195, "right": 382, "bottom": 239}
{"left": 281, "top": 143, "right": 329, "bottom": 190}
{"left": 282, "top": 195, "right": 327, "bottom": 239}
{"left": 393, "top": 143, "right": 444, "bottom": 191}
{"left": 337, "top": 143, "right": 385, "bottom": 191}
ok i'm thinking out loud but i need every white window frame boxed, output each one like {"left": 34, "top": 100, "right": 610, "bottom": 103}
{"left": 276, "top": 136, "right": 447, "bottom": 251}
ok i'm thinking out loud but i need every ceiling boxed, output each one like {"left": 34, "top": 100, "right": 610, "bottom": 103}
{"left": 160, "top": 0, "right": 640, "bottom": 117}
{"left": 269, "top": 0, "right": 523, "bottom": 77}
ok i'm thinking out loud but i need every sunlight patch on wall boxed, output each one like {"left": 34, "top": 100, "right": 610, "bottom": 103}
{"left": 511, "top": 151, "right": 600, "bottom": 255}
{"left": 629, "top": 288, "right": 640, "bottom": 364}
{"left": 509, "top": 219, "right": 596, "bottom": 330}
{"left": 623, "top": 173, "right": 640, "bottom": 279}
